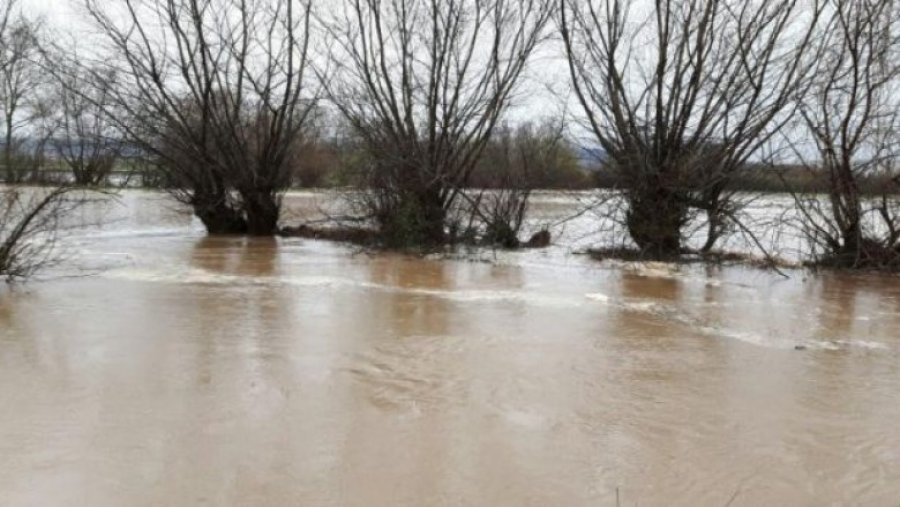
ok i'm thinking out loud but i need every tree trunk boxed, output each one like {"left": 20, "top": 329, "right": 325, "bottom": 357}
{"left": 625, "top": 187, "right": 686, "bottom": 258}
{"left": 418, "top": 187, "right": 447, "bottom": 245}
{"left": 834, "top": 163, "right": 864, "bottom": 264}
{"left": 242, "top": 190, "right": 281, "bottom": 236}
{"left": 4, "top": 118, "right": 14, "bottom": 183}
{"left": 701, "top": 205, "right": 722, "bottom": 253}
{"left": 194, "top": 200, "right": 248, "bottom": 235}
{"left": 838, "top": 219, "right": 863, "bottom": 265}
{"left": 378, "top": 186, "right": 447, "bottom": 247}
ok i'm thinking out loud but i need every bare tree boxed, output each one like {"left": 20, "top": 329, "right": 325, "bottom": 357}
{"left": 464, "top": 119, "right": 573, "bottom": 247}
{"left": 788, "top": 0, "right": 900, "bottom": 268}
{"left": 0, "top": 0, "right": 47, "bottom": 183}
{"left": 560, "top": 0, "right": 822, "bottom": 258}
{"left": 323, "top": 0, "right": 553, "bottom": 246}
{"left": 77, "top": 0, "right": 317, "bottom": 234}
{"left": 48, "top": 49, "right": 123, "bottom": 187}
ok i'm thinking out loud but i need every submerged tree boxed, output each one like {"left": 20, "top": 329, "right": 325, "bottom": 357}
{"left": 789, "top": 0, "right": 900, "bottom": 268}
{"left": 467, "top": 120, "right": 576, "bottom": 247}
{"left": 0, "top": 187, "right": 83, "bottom": 282}
{"left": 324, "top": 0, "right": 554, "bottom": 246}
{"left": 79, "top": 0, "right": 317, "bottom": 234}
{"left": 560, "top": 0, "right": 822, "bottom": 257}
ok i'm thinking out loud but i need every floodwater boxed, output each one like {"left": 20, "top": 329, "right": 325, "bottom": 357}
{"left": 1, "top": 190, "right": 900, "bottom": 506}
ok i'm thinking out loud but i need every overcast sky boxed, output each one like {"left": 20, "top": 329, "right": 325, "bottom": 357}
{"left": 23, "top": 0, "right": 84, "bottom": 32}
{"left": 21, "top": 0, "right": 74, "bottom": 20}
{"left": 15, "top": 0, "right": 576, "bottom": 134}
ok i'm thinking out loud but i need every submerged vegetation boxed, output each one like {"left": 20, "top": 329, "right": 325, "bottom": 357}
{"left": 1, "top": 0, "right": 899, "bottom": 279}
{"left": 0, "top": 186, "right": 84, "bottom": 282}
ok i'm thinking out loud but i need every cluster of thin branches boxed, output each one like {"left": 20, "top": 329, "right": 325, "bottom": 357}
{"left": 783, "top": 0, "right": 900, "bottom": 269}
{"left": 0, "top": 186, "right": 86, "bottom": 282}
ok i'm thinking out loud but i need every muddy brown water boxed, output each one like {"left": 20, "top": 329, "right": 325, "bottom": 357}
{"left": 1, "top": 190, "right": 900, "bottom": 505}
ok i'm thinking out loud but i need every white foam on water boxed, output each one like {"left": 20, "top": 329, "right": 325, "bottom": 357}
{"left": 802, "top": 339, "right": 890, "bottom": 351}
{"left": 695, "top": 325, "right": 787, "bottom": 349}
{"left": 622, "top": 300, "right": 669, "bottom": 313}
{"left": 104, "top": 266, "right": 585, "bottom": 308}
{"left": 400, "top": 286, "right": 582, "bottom": 307}
{"left": 585, "top": 291, "right": 893, "bottom": 351}
{"left": 103, "top": 267, "right": 242, "bottom": 285}
{"left": 71, "top": 227, "right": 193, "bottom": 240}
{"left": 106, "top": 267, "right": 361, "bottom": 289}
{"left": 585, "top": 293, "right": 684, "bottom": 317}
{"left": 585, "top": 292, "right": 610, "bottom": 303}
{"left": 598, "top": 259, "right": 681, "bottom": 278}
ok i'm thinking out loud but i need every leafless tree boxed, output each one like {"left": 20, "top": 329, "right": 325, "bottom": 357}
{"left": 47, "top": 50, "right": 123, "bottom": 187}
{"left": 788, "top": 0, "right": 900, "bottom": 268}
{"left": 323, "top": 0, "right": 554, "bottom": 246}
{"left": 464, "top": 119, "right": 572, "bottom": 246}
{"left": 560, "top": 0, "right": 823, "bottom": 258}
{"left": 78, "top": 0, "right": 317, "bottom": 234}
{"left": 0, "top": 0, "right": 47, "bottom": 183}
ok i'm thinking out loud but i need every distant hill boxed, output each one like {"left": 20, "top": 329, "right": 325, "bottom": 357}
{"left": 0, "top": 137, "right": 143, "bottom": 159}
{"left": 576, "top": 146, "right": 606, "bottom": 168}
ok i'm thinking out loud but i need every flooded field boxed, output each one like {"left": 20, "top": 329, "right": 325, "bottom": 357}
{"left": 1, "top": 190, "right": 900, "bottom": 505}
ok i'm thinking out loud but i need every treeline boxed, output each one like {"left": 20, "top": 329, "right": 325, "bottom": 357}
{"left": 593, "top": 164, "right": 900, "bottom": 196}
{"left": 0, "top": 128, "right": 594, "bottom": 191}
{"left": 2, "top": 0, "right": 900, "bottom": 279}
{"left": 269, "top": 119, "right": 594, "bottom": 191}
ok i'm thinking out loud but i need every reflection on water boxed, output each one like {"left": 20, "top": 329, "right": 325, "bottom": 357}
{"left": 1, "top": 191, "right": 900, "bottom": 505}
